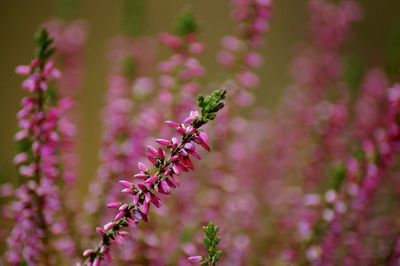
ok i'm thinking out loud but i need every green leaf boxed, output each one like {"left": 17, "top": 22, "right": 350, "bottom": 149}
{"left": 34, "top": 28, "right": 55, "bottom": 63}
{"left": 331, "top": 163, "right": 347, "bottom": 192}
{"left": 16, "top": 138, "right": 32, "bottom": 153}
{"left": 198, "top": 222, "right": 223, "bottom": 265}
{"left": 194, "top": 90, "right": 226, "bottom": 128}
{"left": 175, "top": 9, "right": 199, "bottom": 37}
{"left": 344, "top": 57, "right": 364, "bottom": 95}
{"left": 214, "top": 250, "right": 222, "bottom": 262}
{"left": 203, "top": 238, "right": 211, "bottom": 248}
{"left": 45, "top": 85, "right": 58, "bottom": 106}
{"left": 122, "top": 56, "right": 136, "bottom": 80}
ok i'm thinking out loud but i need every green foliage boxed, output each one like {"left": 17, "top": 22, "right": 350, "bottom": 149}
{"left": 35, "top": 28, "right": 55, "bottom": 64}
{"left": 16, "top": 138, "right": 32, "bottom": 154}
{"left": 330, "top": 163, "right": 347, "bottom": 192}
{"left": 194, "top": 89, "right": 226, "bottom": 128}
{"left": 122, "top": 56, "right": 136, "bottom": 80}
{"left": 45, "top": 85, "right": 58, "bottom": 106}
{"left": 354, "top": 147, "right": 365, "bottom": 161}
{"left": 344, "top": 57, "right": 364, "bottom": 95}
{"left": 181, "top": 228, "right": 196, "bottom": 243}
{"left": 201, "top": 222, "right": 222, "bottom": 266}
{"left": 175, "top": 9, "right": 199, "bottom": 37}
{"left": 122, "top": 0, "right": 146, "bottom": 36}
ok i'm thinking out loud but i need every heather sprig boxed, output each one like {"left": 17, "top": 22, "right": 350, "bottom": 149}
{"left": 7, "top": 28, "right": 65, "bottom": 265}
{"left": 330, "top": 163, "right": 347, "bottom": 192}
{"left": 194, "top": 89, "right": 227, "bottom": 127}
{"left": 193, "top": 1, "right": 272, "bottom": 263}
{"left": 45, "top": 19, "right": 89, "bottom": 256}
{"left": 188, "top": 222, "right": 222, "bottom": 266}
{"left": 104, "top": 11, "right": 208, "bottom": 262}
{"left": 83, "top": 6, "right": 155, "bottom": 236}
{"left": 158, "top": 9, "right": 206, "bottom": 121}
{"left": 35, "top": 28, "right": 56, "bottom": 65}
{"left": 82, "top": 89, "right": 225, "bottom": 266}
{"left": 175, "top": 9, "right": 199, "bottom": 37}
{"left": 293, "top": 82, "right": 400, "bottom": 265}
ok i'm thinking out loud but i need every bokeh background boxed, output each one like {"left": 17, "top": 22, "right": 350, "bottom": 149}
{"left": 1, "top": 0, "right": 400, "bottom": 200}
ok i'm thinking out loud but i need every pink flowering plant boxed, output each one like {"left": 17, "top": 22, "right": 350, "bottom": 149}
{"left": 82, "top": 90, "right": 226, "bottom": 265}
{"left": 4, "top": 0, "right": 400, "bottom": 265}
{"left": 7, "top": 29, "right": 66, "bottom": 265}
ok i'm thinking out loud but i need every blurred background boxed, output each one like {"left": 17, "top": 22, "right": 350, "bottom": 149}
{"left": 1, "top": 0, "right": 400, "bottom": 199}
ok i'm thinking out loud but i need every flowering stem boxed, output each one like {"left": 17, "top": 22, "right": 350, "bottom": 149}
{"left": 83, "top": 90, "right": 226, "bottom": 265}
{"left": 27, "top": 30, "right": 55, "bottom": 266}
{"left": 7, "top": 28, "right": 62, "bottom": 265}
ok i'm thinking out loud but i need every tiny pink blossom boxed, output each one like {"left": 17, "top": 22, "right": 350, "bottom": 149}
{"left": 237, "top": 70, "right": 259, "bottom": 88}
{"left": 15, "top": 65, "right": 31, "bottom": 75}
{"left": 188, "top": 256, "right": 203, "bottom": 263}
{"left": 107, "top": 202, "right": 120, "bottom": 209}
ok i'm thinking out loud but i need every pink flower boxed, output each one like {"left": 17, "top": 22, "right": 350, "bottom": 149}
{"left": 8, "top": 29, "right": 75, "bottom": 264}
{"left": 188, "top": 256, "right": 203, "bottom": 263}
{"left": 222, "top": 36, "right": 244, "bottom": 52}
{"left": 160, "top": 33, "right": 183, "bottom": 50}
{"left": 217, "top": 50, "right": 236, "bottom": 68}
{"left": 15, "top": 65, "right": 31, "bottom": 75}
{"left": 237, "top": 70, "right": 259, "bottom": 88}
{"left": 244, "top": 52, "right": 264, "bottom": 69}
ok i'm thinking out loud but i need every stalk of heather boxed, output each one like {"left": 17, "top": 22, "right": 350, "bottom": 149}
{"left": 83, "top": 36, "right": 159, "bottom": 265}
{"left": 286, "top": 70, "right": 386, "bottom": 265}
{"left": 84, "top": 36, "right": 157, "bottom": 229}
{"left": 288, "top": 0, "right": 361, "bottom": 189}
{"left": 118, "top": 12, "right": 210, "bottom": 264}
{"left": 82, "top": 90, "right": 226, "bottom": 266}
{"left": 258, "top": 0, "right": 362, "bottom": 263}
{"left": 290, "top": 82, "right": 400, "bottom": 265}
{"left": 45, "top": 20, "right": 90, "bottom": 256}
{"left": 192, "top": 1, "right": 273, "bottom": 264}
{"left": 157, "top": 9, "right": 206, "bottom": 123}
{"left": 46, "top": 19, "right": 89, "bottom": 187}
{"left": 217, "top": 0, "right": 272, "bottom": 106}
{"left": 188, "top": 222, "right": 222, "bottom": 266}
{"left": 80, "top": 0, "right": 157, "bottom": 255}
{"left": 6, "top": 29, "right": 71, "bottom": 265}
